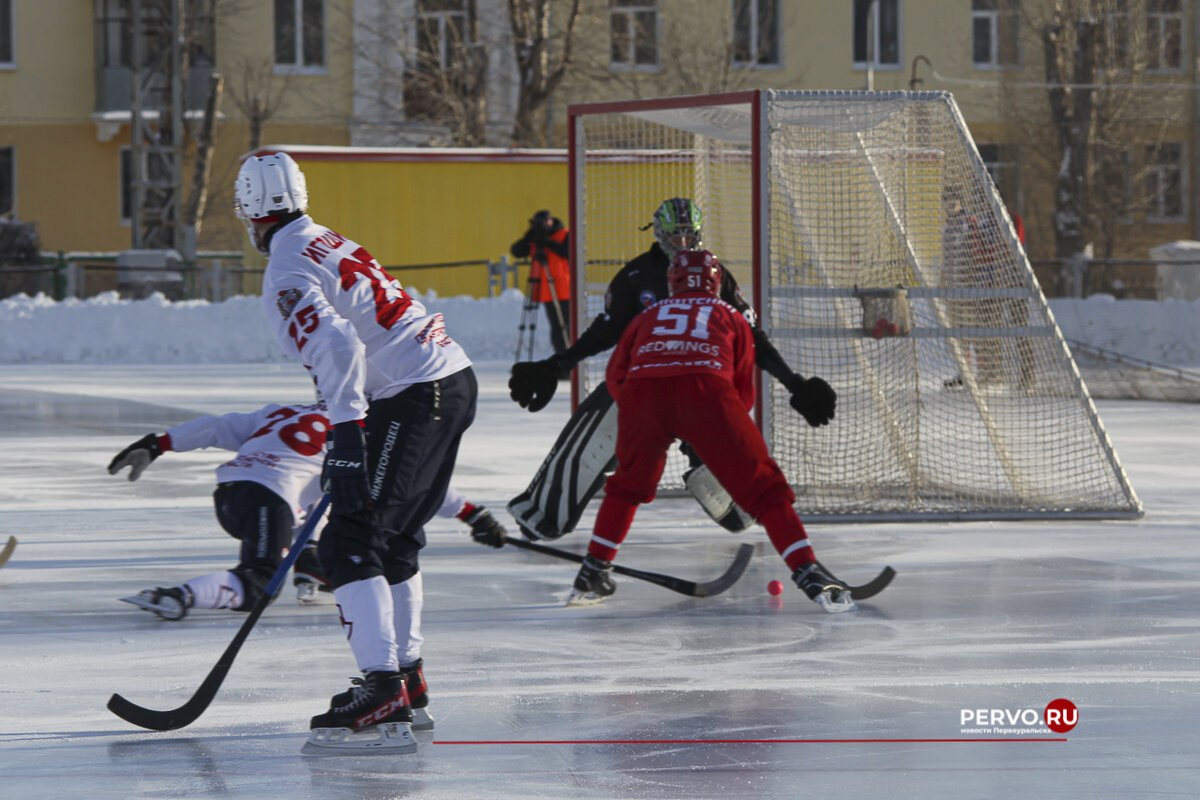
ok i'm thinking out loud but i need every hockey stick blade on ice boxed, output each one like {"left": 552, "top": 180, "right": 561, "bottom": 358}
{"left": 815, "top": 560, "right": 896, "bottom": 601}
{"left": 0, "top": 536, "right": 16, "bottom": 569}
{"left": 107, "top": 495, "right": 331, "bottom": 731}
{"left": 506, "top": 538, "right": 754, "bottom": 598}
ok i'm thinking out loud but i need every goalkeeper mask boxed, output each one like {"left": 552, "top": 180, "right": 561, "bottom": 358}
{"left": 650, "top": 197, "right": 702, "bottom": 259}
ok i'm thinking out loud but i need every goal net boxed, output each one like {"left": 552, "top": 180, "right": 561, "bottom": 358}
{"left": 568, "top": 90, "right": 1142, "bottom": 521}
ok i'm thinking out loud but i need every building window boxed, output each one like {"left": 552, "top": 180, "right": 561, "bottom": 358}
{"left": 732, "top": 0, "right": 780, "bottom": 68}
{"left": 1146, "top": 0, "right": 1183, "bottom": 73}
{"left": 853, "top": 0, "right": 899, "bottom": 67}
{"left": 416, "top": 0, "right": 471, "bottom": 71}
{"left": 274, "top": 0, "right": 324, "bottom": 73}
{"left": 1094, "top": 146, "right": 1133, "bottom": 224}
{"left": 1, "top": 146, "right": 14, "bottom": 217}
{"left": 1100, "top": 7, "right": 1132, "bottom": 71}
{"left": 611, "top": 0, "right": 658, "bottom": 71}
{"left": 119, "top": 147, "right": 133, "bottom": 223}
{"left": 972, "top": 0, "right": 1019, "bottom": 68}
{"left": 0, "top": 0, "right": 14, "bottom": 66}
{"left": 977, "top": 143, "right": 1021, "bottom": 208}
{"left": 1145, "top": 142, "right": 1185, "bottom": 221}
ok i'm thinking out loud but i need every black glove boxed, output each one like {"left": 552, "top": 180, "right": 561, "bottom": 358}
{"left": 322, "top": 421, "right": 370, "bottom": 513}
{"left": 787, "top": 375, "right": 837, "bottom": 428}
{"left": 464, "top": 506, "right": 508, "bottom": 549}
{"left": 107, "top": 433, "right": 163, "bottom": 481}
{"left": 509, "top": 358, "right": 562, "bottom": 412}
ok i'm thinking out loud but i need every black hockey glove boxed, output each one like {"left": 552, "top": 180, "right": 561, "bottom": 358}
{"left": 787, "top": 375, "right": 837, "bottom": 428}
{"left": 509, "top": 358, "right": 562, "bottom": 412}
{"left": 464, "top": 506, "right": 508, "bottom": 549}
{"left": 322, "top": 421, "right": 371, "bottom": 513}
{"left": 107, "top": 433, "right": 163, "bottom": 481}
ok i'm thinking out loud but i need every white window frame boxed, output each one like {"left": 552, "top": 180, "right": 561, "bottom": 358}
{"left": 417, "top": 2, "right": 471, "bottom": 71}
{"left": 610, "top": 1, "right": 660, "bottom": 72}
{"left": 1145, "top": 0, "right": 1185, "bottom": 74}
{"left": 1, "top": 145, "right": 15, "bottom": 218}
{"left": 971, "top": 0, "right": 1019, "bottom": 69}
{"left": 1145, "top": 142, "right": 1187, "bottom": 223}
{"left": 732, "top": 0, "right": 782, "bottom": 70}
{"left": 853, "top": 0, "right": 901, "bottom": 70}
{"left": 0, "top": 0, "right": 15, "bottom": 69}
{"left": 274, "top": 0, "right": 325, "bottom": 75}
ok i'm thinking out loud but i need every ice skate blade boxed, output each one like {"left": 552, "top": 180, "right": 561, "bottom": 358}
{"left": 565, "top": 589, "right": 609, "bottom": 607}
{"left": 814, "top": 592, "right": 857, "bottom": 614}
{"left": 301, "top": 722, "right": 418, "bottom": 756}
{"left": 294, "top": 579, "right": 331, "bottom": 605}
{"left": 119, "top": 594, "right": 185, "bottom": 621}
{"left": 411, "top": 707, "right": 434, "bottom": 731}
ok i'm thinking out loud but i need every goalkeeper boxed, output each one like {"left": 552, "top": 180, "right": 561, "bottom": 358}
{"left": 507, "top": 197, "right": 836, "bottom": 541}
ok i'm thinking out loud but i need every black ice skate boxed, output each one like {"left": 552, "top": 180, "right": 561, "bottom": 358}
{"left": 327, "top": 659, "right": 434, "bottom": 732}
{"left": 566, "top": 554, "right": 616, "bottom": 606}
{"left": 293, "top": 543, "right": 331, "bottom": 604}
{"left": 792, "top": 562, "right": 857, "bottom": 613}
{"left": 402, "top": 659, "right": 434, "bottom": 731}
{"left": 120, "top": 585, "right": 193, "bottom": 621}
{"left": 303, "top": 671, "right": 417, "bottom": 757}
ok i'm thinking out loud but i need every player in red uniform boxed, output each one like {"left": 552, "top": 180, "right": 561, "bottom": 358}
{"left": 568, "top": 250, "right": 855, "bottom": 613}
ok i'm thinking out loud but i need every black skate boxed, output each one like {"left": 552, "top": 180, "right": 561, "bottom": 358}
{"left": 566, "top": 554, "right": 616, "bottom": 606}
{"left": 327, "top": 660, "right": 433, "bottom": 731}
{"left": 120, "top": 585, "right": 193, "bottom": 621}
{"left": 293, "top": 543, "right": 331, "bottom": 604}
{"left": 792, "top": 562, "right": 856, "bottom": 613}
{"left": 402, "top": 659, "right": 434, "bottom": 731}
{"left": 303, "top": 671, "right": 417, "bottom": 757}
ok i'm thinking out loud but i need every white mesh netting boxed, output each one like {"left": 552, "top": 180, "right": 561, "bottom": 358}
{"left": 570, "top": 91, "right": 1141, "bottom": 521}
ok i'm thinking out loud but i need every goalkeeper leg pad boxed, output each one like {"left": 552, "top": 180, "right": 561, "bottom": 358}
{"left": 508, "top": 383, "right": 618, "bottom": 540}
{"left": 684, "top": 465, "right": 753, "bottom": 533}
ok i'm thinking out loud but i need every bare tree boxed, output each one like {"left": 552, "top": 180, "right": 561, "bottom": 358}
{"left": 403, "top": 4, "right": 491, "bottom": 146}
{"left": 1031, "top": 0, "right": 1187, "bottom": 260}
{"left": 328, "top": 2, "right": 492, "bottom": 148}
{"left": 572, "top": 0, "right": 764, "bottom": 100}
{"left": 223, "top": 56, "right": 295, "bottom": 152}
{"left": 507, "top": 0, "right": 581, "bottom": 146}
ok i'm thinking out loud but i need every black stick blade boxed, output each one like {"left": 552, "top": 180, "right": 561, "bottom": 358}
{"left": 846, "top": 566, "right": 896, "bottom": 600}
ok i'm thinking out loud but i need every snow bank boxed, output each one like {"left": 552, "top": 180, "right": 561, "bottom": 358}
{"left": 0, "top": 289, "right": 547, "bottom": 364}
{"left": 2, "top": 290, "right": 1196, "bottom": 367}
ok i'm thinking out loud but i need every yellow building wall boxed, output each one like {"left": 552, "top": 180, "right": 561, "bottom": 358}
{"left": 266, "top": 148, "right": 571, "bottom": 298}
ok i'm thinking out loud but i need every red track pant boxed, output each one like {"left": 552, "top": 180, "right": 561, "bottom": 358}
{"left": 588, "top": 373, "right": 816, "bottom": 571}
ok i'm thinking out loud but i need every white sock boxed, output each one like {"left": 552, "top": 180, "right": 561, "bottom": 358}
{"left": 390, "top": 573, "right": 424, "bottom": 667}
{"left": 184, "top": 571, "right": 243, "bottom": 610}
{"left": 333, "top": 576, "right": 399, "bottom": 673}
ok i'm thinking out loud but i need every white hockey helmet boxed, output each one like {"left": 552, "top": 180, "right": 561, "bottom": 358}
{"left": 234, "top": 152, "right": 308, "bottom": 251}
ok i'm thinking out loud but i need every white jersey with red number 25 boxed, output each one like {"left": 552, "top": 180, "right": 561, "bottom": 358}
{"left": 165, "top": 402, "right": 328, "bottom": 516}
{"left": 260, "top": 215, "right": 473, "bottom": 426}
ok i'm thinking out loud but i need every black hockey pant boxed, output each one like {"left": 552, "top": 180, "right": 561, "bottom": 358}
{"left": 212, "top": 480, "right": 295, "bottom": 610}
{"left": 318, "top": 367, "right": 478, "bottom": 589}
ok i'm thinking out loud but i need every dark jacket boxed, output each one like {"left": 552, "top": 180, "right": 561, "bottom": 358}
{"left": 558, "top": 243, "right": 795, "bottom": 385}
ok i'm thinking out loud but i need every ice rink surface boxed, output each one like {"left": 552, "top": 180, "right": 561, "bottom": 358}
{"left": 0, "top": 361, "right": 1197, "bottom": 799}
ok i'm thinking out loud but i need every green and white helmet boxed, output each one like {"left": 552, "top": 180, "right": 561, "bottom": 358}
{"left": 651, "top": 197, "right": 703, "bottom": 258}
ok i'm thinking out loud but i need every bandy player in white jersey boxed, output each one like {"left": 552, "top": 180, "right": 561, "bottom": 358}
{"left": 109, "top": 402, "right": 330, "bottom": 620}
{"left": 235, "top": 151, "right": 477, "bottom": 753}
{"left": 107, "top": 402, "right": 508, "bottom": 619}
